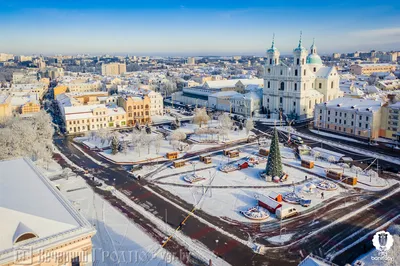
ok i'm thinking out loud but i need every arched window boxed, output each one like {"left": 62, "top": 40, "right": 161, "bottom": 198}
{"left": 270, "top": 59, "right": 272, "bottom": 64}
{"left": 267, "top": 81, "right": 270, "bottom": 88}
{"left": 313, "top": 67, "right": 316, "bottom": 72}
{"left": 294, "top": 83, "right": 297, "bottom": 91}
{"left": 331, "top": 81, "right": 334, "bottom": 88}
{"left": 268, "top": 68, "right": 271, "bottom": 73}
{"left": 280, "top": 70, "right": 283, "bottom": 75}
{"left": 304, "top": 69, "right": 306, "bottom": 75}
{"left": 296, "top": 58, "right": 300, "bottom": 65}
{"left": 280, "top": 82, "right": 285, "bottom": 91}
{"left": 295, "top": 69, "right": 298, "bottom": 76}
{"left": 302, "top": 58, "right": 305, "bottom": 65}
{"left": 14, "top": 233, "right": 38, "bottom": 244}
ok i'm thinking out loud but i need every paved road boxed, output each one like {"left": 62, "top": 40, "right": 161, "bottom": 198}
{"left": 54, "top": 135, "right": 400, "bottom": 266}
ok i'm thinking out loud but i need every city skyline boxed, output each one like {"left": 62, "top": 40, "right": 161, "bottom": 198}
{"left": 0, "top": 1, "right": 399, "bottom": 55}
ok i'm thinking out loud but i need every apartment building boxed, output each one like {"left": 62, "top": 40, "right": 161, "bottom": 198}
{"left": 101, "top": 63, "right": 126, "bottom": 76}
{"left": 314, "top": 97, "right": 383, "bottom": 139}
{"left": 0, "top": 95, "right": 12, "bottom": 120}
{"left": 54, "top": 79, "right": 102, "bottom": 99}
{"left": 380, "top": 101, "right": 400, "bottom": 141}
{"left": 350, "top": 63, "right": 396, "bottom": 75}
{"left": 118, "top": 95, "right": 151, "bottom": 126}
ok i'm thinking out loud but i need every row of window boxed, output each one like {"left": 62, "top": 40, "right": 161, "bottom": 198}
{"left": 267, "top": 81, "right": 335, "bottom": 90}
{"left": 127, "top": 105, "right": 149, "bottom": 111}
{"left": 127, "top": 111, "right": 149, "bottom": 117}
{"left": 322, "top": 110, "right": 370, "bottom": 121}
{"left": 321, "top": 116, "right": 369, "bottom": 129}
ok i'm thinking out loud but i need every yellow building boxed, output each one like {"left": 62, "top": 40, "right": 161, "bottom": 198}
{"left": 350, "top": 63, "right": 396, "bottom": 75}
{"left": 0, "top": 95, "right": 12, "bottom": 120}
{"left": 21, "top": 101, "right": 40, "bottom": 114}
{"left": 118, "top": 95, "right": 151, "bottom": 126}
{"left": 101, "top": 63, "right": 126, "bottom": 76}
{"left": 379, "top": 100, "right": 400, "bottom": 141}
{"left": 53, "top": 85, "right": 68, "bottom": 99}
{"left": 0, "top": 158, "right": 96, "bottom": 266}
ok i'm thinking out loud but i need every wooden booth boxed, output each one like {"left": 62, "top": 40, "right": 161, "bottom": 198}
{"left": 166, "top": 151, "right": 178, "bottom": 160}
{"left": 301, "top": 160, "right": 314, "bottom": 169}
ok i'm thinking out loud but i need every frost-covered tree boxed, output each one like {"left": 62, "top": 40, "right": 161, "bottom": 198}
{"left": 120, "top": 141, "right": 128, "bottom": 155}
{"left": 327, "top": 156, "right": 336, "bottom": 164}
{"left": 245, "top": 119, "right": 254, "bottom": 135}
{"left": 143, "top": 134, "right": 153, "bottom": 154}
{"left": 111, "top": 136, "right": 119, "bottom": 155}
{"left": 96, "top": 128, "right": 110, "bottom": 145}
{"left": 193, "top": 108, "right": 210, "bottom": 128}
{"left": 265, "top": 127, "right": 283, "bottom": 178}
{"left": 154, "top": 134, "right": 163, "bottom": 154}
{"left": 218, "top": 113, "right": 233, "bottom": 130}
{"left": 170, "top": 130, "right": 187, "bottom": 143}
{"left": 0, "top": 111, "right": 54, "bottom": 163}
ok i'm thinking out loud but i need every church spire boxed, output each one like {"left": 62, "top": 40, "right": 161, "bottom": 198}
{"left": 310, "top": 38, "right": 317, "bottom": 54}
{"left": 298, "top": 31, "right": 303, "bottom": 48}
{"left": 271, "top": 33, "right": 275, "bottom": 49}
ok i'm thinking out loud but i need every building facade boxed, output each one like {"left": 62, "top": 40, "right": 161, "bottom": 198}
{"left": 263, "top": 37, "right": 343, "bottom": 120}
{"left": 0, "top": 158, "right": 96, "bottom": 266}
{"left": 0, "top": 95, "right": 12, "bottom": 120}
{"left": 350, "top": 63, "right": 396, "bottom": 75}
{"left": 314, "top": 98, "right": 383, "bottom": 139}
{"left": 101, "top": 63, "right": 127, "bottom": 76}
{"left": 118, "top": 95, "right": 151, "bottom": 126}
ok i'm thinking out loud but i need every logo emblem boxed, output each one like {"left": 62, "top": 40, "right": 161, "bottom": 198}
{"left": 372, "top": 231, "right": 394, "bottom": 252}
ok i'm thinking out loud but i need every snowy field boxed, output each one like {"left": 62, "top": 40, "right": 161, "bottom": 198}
{"left": 38, "top": 163, "right": 181, "bottom": 266}
{"left": 153, "top": 145, "right": 346, "bottom": 223}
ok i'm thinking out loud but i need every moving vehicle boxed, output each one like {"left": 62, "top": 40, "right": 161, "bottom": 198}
{"left": 290, "top": 135, "right": 304, "bottom": 145}
{"left": 276, "top": 207, "right": 298, "bottom": 219}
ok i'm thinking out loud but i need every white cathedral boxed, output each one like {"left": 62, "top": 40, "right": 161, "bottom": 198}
{"left": 263, "top": 35, "right": 343, "bottom": 120}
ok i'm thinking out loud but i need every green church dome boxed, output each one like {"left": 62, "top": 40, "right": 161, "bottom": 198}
{"left": 306, "top": 54, "right": 323, "bottom": 64}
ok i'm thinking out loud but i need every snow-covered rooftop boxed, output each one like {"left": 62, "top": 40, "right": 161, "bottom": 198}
{"left": 0, "top": 158, "right": 95, "bottom": 263}
{"left": 319, "top": 97, "right": 383, "bottom": 112}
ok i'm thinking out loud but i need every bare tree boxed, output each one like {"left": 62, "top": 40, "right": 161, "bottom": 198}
{"left": 143, "top": 134, "right": 153, "bottom": 154}
{"left": 154, "top": 134, "right": 163, "bottom": 154}
{"left": 193, "top": 108, "right": 210, "bottom": 128}
{"left": 245, "top": 118, "right": 254, "bottom": 135}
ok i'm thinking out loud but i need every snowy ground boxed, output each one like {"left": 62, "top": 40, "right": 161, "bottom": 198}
{"left": 154, "top": 146, "right": 346, "bottom": 223}
{"left": 38, "top": 162, "right": 181, "bottom": 266}
{"left": 298, "top": 155, "right": 388, "bottom": 187}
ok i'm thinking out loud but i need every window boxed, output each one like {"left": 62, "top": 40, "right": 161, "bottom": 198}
{"left": 268, "top": 68, "right": 271, "bottom": 73}
{"left": 270, "top": 59, "right": 272, "bottom": 64}
{"left": 359, "top": 115, "right": 362, "bottom": 120}
{"left": 335, "top": 112, "right": 337, "bottom": 116}
{"left": 304, "top": 83, "right": 306, "bottom": 90}
{"left": 302, "top": 58, "right": 305, "bottom": 65}
{"left": 351, "top": 121, "right": 354, "bottom": 126}
{"left": 293, "top": 102, "right": 296, "bottom": 106}
{"left": 328, "top": 117, "right": 330, "bottom": 122}
{"left": 331, "top": 81, "right": 334, "bottom": 88}
{"left": 280, "top": 82, "right": 285, "bottom": 91}
{"left": 280, "top": 70, "right": 283, "bottom": 75}
{"left": 304, "top": 69, "right": 306, "bottom": 75}
{"left": 309, "top": 100, "right": 311, "bottom": 109}
{"left": 268, "top": 81, "right": 270, "bottom": 88}
{"left": 319, "top": 83, "right": 322, "bottom": 89}
{"left": 280, "top": 97, "right": 283, "bottom": 104}
{"left": 319, "top": 109, "right": 322, "bottom": 114}
{"left": 328, "top": 111, "right": 330, "bottom": 115}
{"left": 366, "top": 116, "right": 369, "bottom": 121}
{"left": 295, "top": 69, "right": 298, "bottom": 76}
{"left": 72, "top": 256, "right": 80, "bottom": 266}
{"left": 294, "top": 83, "right": 297, "bottom": 90}
{"left": 359, "top": 123, "right": 362, "bottom": 127}
{"left": 296, "top": 58, "right": 299, "bottom": 65}
{"left": 313, "top": 67, "right": 316, "bottom": 72}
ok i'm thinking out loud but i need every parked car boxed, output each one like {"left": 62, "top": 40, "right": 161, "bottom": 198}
{"left": 130, "top": 164, "right": 143, "bottom": 172}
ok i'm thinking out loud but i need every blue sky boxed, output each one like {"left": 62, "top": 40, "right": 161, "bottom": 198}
{"left": 0, "top": 0, "right": 399, "bottom": 55}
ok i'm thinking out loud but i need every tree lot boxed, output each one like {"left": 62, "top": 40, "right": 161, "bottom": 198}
{"left": 0, "top": 111, "right": 54, "bottom": 164}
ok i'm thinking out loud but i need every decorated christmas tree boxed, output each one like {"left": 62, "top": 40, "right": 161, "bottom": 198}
{"left": 265, "top": 127, "right": 283, "bottom": 177}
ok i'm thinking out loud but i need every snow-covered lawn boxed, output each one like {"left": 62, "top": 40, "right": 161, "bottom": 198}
{"left": 154, "top": 146, "right": 345, "bottom": 223}
{"left": 296, "top": 155, "right": 389, "bottom": 188}
{"left": 41, "top": 163, "right": 180, "bottom": 265}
